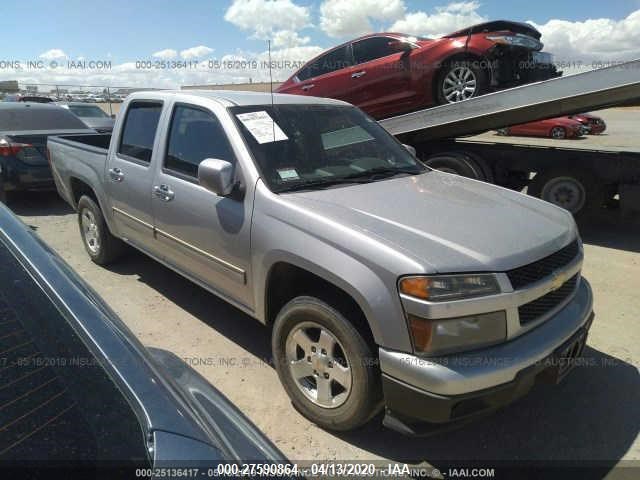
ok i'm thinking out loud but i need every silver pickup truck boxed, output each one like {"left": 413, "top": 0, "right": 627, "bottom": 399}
{"left": 48, "top": 90, "right": 594, "bottom": 434}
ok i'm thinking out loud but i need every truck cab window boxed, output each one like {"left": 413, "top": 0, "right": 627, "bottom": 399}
{"left": 164, "top": 105, "right": 235, "bottom": 178}
{"left": 118, "top": 101, "right": 163, "bottom": 163}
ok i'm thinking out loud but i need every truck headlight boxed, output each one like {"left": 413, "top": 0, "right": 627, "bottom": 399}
{"left": 408, "top": 311, "right": 507, "bottom": 355}
{"left": 399, "top": 274, "right": 500, "bottom": 302}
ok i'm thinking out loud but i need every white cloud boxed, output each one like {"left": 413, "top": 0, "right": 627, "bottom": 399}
{"left": 390, "top": 1, "right": 486, "bottom": 38}
{"left": 152, "top": 48, "right": 178, "bottom": 59}
{"left": 225, "top": 0, "right": 311, "bottom": 48}
{"left": 319, "top": 0, "right": 406, "bottom": 38}
{"left": 272, "top": 30, "right": 310, "bottom": 48}
{"left": 530, "top": 9, "right": 640, "bottom": 68}
{"left": 180, "top": 45, "right": 214, "bottom": 59}
{"left": 39, "top": 49, "right": 67, "bottom": 60}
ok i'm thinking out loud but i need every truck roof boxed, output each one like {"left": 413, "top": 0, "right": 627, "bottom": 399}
{"left": 130, "top": 89, "right": 349, "bottom": 107}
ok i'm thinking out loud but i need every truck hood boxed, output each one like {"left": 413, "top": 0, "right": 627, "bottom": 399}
{"left": 287, "top": 171, "right": 575, "bottom": 273}
{"left": 443, "top": 20, "right": 542, "bottom": 40}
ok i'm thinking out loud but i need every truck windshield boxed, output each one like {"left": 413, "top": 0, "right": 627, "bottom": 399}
{"left": 229, "top": 104, "right": 426, "bottom": 193}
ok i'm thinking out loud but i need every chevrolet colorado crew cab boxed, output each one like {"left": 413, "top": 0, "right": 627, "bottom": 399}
{"left": 48, "top": 90, "right": 594, "bottom": 434}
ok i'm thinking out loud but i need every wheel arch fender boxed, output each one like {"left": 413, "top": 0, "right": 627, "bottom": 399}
{"left": 256, "top": 249, "right": 413, "bottom": 353}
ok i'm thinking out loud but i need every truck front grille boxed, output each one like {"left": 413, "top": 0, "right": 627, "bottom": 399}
{"left": 507, "top": 240, "right": 580, "bottom": 290}
{"left": 518, "top": 275, "right": 579, "bottom": 325}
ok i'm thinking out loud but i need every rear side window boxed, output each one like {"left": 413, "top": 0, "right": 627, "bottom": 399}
{"left": 0, "top": 105, "right": 87, "bottom": 131}
{"left": 164, "top": 105, "right": 235, "bottom": 178}
{"left": 353, "top": 37, "right": 398, "bottom": 64}
{"left": 118, "top": 101, "right": 163, "bottom": 163}
{"left": 297, "top": 45, "right": 352, "bottom": 81}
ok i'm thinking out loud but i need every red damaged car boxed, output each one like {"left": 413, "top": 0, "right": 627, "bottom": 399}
{"left": 497, "top": 117, "right": 587, "bottom": 139}
{"left": 277, "top": 20, "right": 560, "bottom": 119}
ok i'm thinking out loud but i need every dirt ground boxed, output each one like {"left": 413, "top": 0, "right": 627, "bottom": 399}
{"left": 8, "top": 106, "right": 640, "bottom": 474}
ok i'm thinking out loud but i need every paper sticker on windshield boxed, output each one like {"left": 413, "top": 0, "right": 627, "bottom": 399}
{"left": 277, "top": 168, "right": 299, "bottom": 180}
{"left": 236, "top": 111, "right": 288, "bottom": 144}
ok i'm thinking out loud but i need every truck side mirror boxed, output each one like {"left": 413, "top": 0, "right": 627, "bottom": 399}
{"left": 198, "top": 158, "right": 235, "bottom": 196}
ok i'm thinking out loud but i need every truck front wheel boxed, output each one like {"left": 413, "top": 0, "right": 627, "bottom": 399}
{"left": 77, "top": 195, "right": 124, "bottom": 265}
{"left": 272, "top": 296, "right": 382, "bottom": 431}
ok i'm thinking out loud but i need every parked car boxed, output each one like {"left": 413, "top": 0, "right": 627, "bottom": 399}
{"left": 276, "top": 20, "right": 559, "bottom": 119}
{"left": 568, "top": 112, "right": 606, "bottom": 134}
{"left": 0, "top": 202, "right": 288, "bottom": 472}
{"left": 57, "top": 101, "right": 116, "bottom": 133}
{"left": 0, "top": 103, "right": 95, "bottom": 203}
{"left": 19, "top": 95, "right": 54, "bottom": 103}
{"left": 48, "top": 91, "right": 593, "bottom": 434}
{"left": 497, "top": 116, "right": 587, "bottom": 139}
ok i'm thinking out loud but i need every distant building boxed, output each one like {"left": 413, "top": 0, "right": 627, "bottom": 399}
{"left": 0, "top": 80, "right": 19, "bottom": 93}
{"left": 181, "top": 81, "right": 282, "bottom": 93}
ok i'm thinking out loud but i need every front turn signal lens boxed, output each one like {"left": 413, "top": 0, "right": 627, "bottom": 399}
{"left": 399, "top": 277, "right": 431, "bottom": 300}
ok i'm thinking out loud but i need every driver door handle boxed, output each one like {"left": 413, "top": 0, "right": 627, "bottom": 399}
{"left": 351, "top": 70, "right": 366, "bottom": 78}
{"left": 153, "top": 184, "right": 175, "bottom": 202}
{"left": 109, "top": 167, "right": 124, "bottom": 182}
{"left": 301, "top": 84, "right": 315, "bottom": 91}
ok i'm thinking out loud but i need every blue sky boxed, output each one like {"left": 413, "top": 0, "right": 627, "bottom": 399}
{"left": 1, "top": 0, "right": 640, "bottom": 88}
{"left": 1, "top": 0, "right": 637, "bottom": 62}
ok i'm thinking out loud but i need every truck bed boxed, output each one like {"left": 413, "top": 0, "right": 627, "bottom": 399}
{"left": 47, "top": 133, "right": 112, "bottom": 209}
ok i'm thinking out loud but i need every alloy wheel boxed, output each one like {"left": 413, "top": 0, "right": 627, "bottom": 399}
{"left": 442, "top": 66, "right": 477, "bottom": 103}
{"left": 285, "top": 321, "right": 352, "bottom": 409}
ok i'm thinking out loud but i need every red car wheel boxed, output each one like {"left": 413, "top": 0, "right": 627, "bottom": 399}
{"left": 550, "top": 127, "right": 567, "bottom": 139}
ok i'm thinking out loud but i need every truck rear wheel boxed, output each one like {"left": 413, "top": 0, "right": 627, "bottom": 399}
{"left": 528, "top": 169, "right": 605, "bottom": 220}
{"left": 77, "top": 195, "right": 124, "bottom": 265}
{"left": 272, "top": 296, "right": 382, "bottom": 431}
{"left": 424, "top": 153, "right": 486, "bottom": 180}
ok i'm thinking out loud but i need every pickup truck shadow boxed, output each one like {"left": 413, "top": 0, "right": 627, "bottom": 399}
{"left": 5, "top": 191, "right": 73, "bottom": 217}
{"left": 581, "top": 216, "right": 640, "bottom": 253}
{"left": 105, "top": 251, "right": 274, "bottom": 363}
{"left": 337, "top": 346, "right": 639, "bottom": 474}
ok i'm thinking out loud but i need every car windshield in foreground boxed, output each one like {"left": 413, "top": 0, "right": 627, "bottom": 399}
{"left": 229, "top": 104, "right": 426, "bottom": 193}
{"left": 68, "top": 105, "right": 110, "bottom": 118}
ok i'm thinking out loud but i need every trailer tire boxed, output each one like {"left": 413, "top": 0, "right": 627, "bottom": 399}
{"left": 77, "top": 195, "right": 125, "bottom": 265}
{"left": 424, "top": 153, "right": 485, "bottom": 180}
{"left": 528, "top": 169, "right": 605, "bottom": 220}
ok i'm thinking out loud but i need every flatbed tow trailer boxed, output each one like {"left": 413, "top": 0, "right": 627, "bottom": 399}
{"left": 378, "top": 59, "right": 640, "bottom": 219}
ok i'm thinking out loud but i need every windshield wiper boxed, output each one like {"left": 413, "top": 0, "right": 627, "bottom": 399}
{"left": 278, "top": 177, "right": 371, "bottom": 192}
{"left": 343, "top": 166, "right": 423, "bottom": 181}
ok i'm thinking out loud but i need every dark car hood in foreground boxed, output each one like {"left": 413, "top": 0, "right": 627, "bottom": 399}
{"left": 288, "top": 171, "right": 575, "bottom": 273}
{"left": 443, "top": 20, "right": 542, "bottom": 39}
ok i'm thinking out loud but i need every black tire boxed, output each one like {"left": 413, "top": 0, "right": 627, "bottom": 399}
{"left": 272, "top": 296, "right": 382, "bottom": 431}
{"left": 435, "top": 59, "right": 489, "bottom": 105}
{"left": 77, "top": 195, "right": 124, "bottom": 265}
{"left": 424, "top": 153, "right": 485, "bottom": 180}
{"left": 528, "top": 168, "right": 605, "bottom": 221}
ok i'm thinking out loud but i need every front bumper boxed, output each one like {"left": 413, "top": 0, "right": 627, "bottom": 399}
{"left": 380, "top": 278, "right": 593, "bottom": 434}
{"left": 0, "top": 157, "right": 54, "bottom": 191}
{"left": 490, "top": 47, "right": 561, "bottom": 87}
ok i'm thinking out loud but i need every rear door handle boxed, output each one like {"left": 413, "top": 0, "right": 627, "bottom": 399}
{"left": 153, "top": 184, "right": 175, "bottom": 202}
{"left": 351, "top": 71, "right": 366, "bottom": 78}
{"left": 109, "top": 167, "right": 124, "bottom": 182}
{"left": 301, "top": 84, "right": 315, "bottom": 91}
